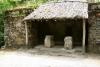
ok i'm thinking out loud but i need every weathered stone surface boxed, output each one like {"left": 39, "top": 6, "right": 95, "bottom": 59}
{"left": 4, "top": 8, "right": 34, "bottom": 48}
{"left": 44, "top": 35, "right": 54, "bottom": 48}
{"left": 88, "top": 4, "right": 100, "bottom": 53}
{"left": 64, "top": 36, "right": 72, "bottom": 49}
{"left": 88, "top": 14, "right": 96, "bottom": 53}
{"left": 27, "top": 22, "right": 38, "bottom": 48}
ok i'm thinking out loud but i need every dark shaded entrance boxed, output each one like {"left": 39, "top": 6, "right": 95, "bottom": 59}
{"left": 38, "top": 22, "right": 51, "bottom": 44}
{"left": 30, "top": 19, "right": 83, "bottom": 48}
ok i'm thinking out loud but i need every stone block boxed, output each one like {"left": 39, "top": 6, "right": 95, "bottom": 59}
{"left": 64, "top": 36, "right": 73, "bottom": 49}
{"left": 44, "top": 35, "right": 54, "bottom": 48}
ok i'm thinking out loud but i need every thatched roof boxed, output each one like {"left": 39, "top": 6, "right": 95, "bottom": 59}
{"left": 23, "top": 1, "right": 88, "bottom": 21}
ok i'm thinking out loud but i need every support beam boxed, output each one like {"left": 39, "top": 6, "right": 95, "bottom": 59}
{"left": 82, "top": 19, "right": 86, "bottom": 53}
{"left": 25, "top": 22, "right": 28, "bottom": 46}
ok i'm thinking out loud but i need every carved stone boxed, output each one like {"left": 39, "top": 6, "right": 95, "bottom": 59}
{"left": 64, "top": 36, "right": 73, "bottom": 49}
{"left": 44, "top": 35, "right": 54, "bottom": 48}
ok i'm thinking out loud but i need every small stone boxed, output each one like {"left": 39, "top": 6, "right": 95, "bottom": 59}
{"left": 44, "top": 35, "right": 55, "bottom": 48}
{"left": 64, "top": 36, "right": 73, "bottom": 49}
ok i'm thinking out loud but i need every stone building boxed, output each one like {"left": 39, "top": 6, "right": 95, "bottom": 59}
{"left": 88, "top": 3, "right": 100, "bottom": 53}
{"left": 23, "top": 0, "right": 88, "bottom": 53}
{"left": 4, "top": 0, "right": 100, "bottom": 53}
{"left": 4, "top": 8, "right": 34, "bottom": 48}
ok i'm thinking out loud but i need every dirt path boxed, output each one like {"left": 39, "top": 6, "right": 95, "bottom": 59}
{"left": 0, "top": 51, "right": 100, "bottom": 67}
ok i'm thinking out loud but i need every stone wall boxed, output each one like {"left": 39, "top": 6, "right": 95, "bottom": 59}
{"left": 5, "top": 8, "right": 33, "bottom": 48}
{"left": 88, "top": 12, "right": 96, "bottom": 52}
{"left": 27, "top": 21, "right": 38, "bottom": 48}
{"left": 88, "top": 4, "right": 100, "bottom": 53}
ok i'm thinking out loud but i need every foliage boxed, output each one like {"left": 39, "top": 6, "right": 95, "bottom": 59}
{"left": 96, "top": 0, "right": 100, "bottom": 2}
{"left": 0, "top": 0, "right": 16, "bottom": 47}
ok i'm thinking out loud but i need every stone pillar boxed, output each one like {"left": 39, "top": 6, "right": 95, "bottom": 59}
{"left": 44, "top": 35, "right": 54, "bottom": 48}
{"left": 64, "top": 36, "right": 73, "bottom": 49}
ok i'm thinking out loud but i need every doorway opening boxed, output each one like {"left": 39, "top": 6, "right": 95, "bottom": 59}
{"left": 29, "top": 19, "right": 83, "bottom": 49}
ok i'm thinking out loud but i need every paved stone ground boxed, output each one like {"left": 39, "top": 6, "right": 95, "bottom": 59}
{"left": 0, "top": 47, "right": 100, "bottom": 67}
{"left": 18, "top": 45, "right": 85, "bottom": 57}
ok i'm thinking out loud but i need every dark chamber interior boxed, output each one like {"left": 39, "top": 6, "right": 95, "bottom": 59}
{"left": 30, "top": 19, "right": 83, "bottom": 47}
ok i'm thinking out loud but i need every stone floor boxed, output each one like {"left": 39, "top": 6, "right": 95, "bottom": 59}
{"left": 18, "top": 45, "right": 84, "bottom": 57}
{"left": 0, "top": 50, "right": 100, "bottom": 67}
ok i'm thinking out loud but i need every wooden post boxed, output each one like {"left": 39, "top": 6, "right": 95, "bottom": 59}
{"left": 25, "top": 22, "right": 28, "bottom": 46}
{"left": 82, "top": 19, "right": 86, "bottom": 53}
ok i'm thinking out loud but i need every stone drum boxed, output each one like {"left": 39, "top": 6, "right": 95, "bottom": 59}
{"left": 64, "top": 36, "right": 73, "bottom": 49}
{"left": 44, "top": 35, "right": 54, "bottom": 48}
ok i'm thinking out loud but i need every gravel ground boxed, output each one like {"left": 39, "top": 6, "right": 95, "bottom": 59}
{"left": 0, "top": 50, "right": 100, "bottom": 67}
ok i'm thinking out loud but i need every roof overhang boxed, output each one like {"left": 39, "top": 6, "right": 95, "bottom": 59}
{"left": 23, "top": 1, "right": 88, "bottom": 21}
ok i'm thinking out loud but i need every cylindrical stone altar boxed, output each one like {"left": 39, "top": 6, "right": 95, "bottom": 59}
{"left": 64, "top": 36, "right": 73, "bottom": 49}
{"left": 44, "top": 35, "right": 54, "bottom": 48}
